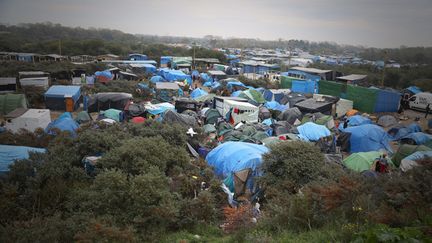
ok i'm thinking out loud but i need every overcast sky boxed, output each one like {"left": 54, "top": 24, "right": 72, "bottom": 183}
{"left": 1, "top": 0, "right": 431, "bottom": 48}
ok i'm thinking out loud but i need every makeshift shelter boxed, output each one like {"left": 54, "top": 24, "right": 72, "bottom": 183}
{"left": 400, "top": 151, "right": 432, "bottom": 172}
{"left": 347, "top": 115, "right": 372, "bottom": 127}
{"left": 259, "top": 106, "right": 271, "bottom": 120}
{"left": 238, "top": 89, "right": 266, "bottom": 105}
{"left": 277, "top": 107, "right": 303, "bottom": 124}
{"left": 75, "top": 111, "right": 92, "bottom": 124}
{"left": 131, "top": 116, "right": 146, "bottom": 124}
{"left": 392, "top": 144, "right": 432, "bottom": 167}
{"left": 204, "top": 108, "right": 221, "bottom": 125}
{"left": 294, "top": 98, "right": 333, "bottom": 115}
{"left": 190, "top": 88, "right": 208, "bottom": 100}
{"left": 158, "top": 69, "right": 191, "bottom": 84}
{"left": 0, "top": 93, "right": 28, "bottom": 115}
{"left": 343, "top": 151, "right": 394, "bottom": 172}
{"left": 377, "top": 115, "right": 398, "bottom": 128}
{"left": 341, "top": 124, "right": 393, "bottom": 153}
{"left": 100, "top": 109, "right": 123, "bottom": 122}
{"left": 226, "top": 81, "right": 247, "bottom": 92}
{"left": 388, "top": 123, "right": 422, "bottom": 140}
{"left": 214, "top": 98, "right": 259, "bottom": 124}
{"left": 45, "top": 85, "right": 81, "bottom": 111}
{"left": 297, "top": 122, "right": 331, "bottom": 141}
{"left": 264, "top": 101, "right": 287, "bottom": 112}
{"left": 5, "top": 108, "right": 51, "bottom": 133}
{"left": 145, "top": 102, "right": 175, "bottom": 116}
{"left": 262, "top": 89, "right": 291, "bottom": 103}
{"left": 95, "top": 70, "right": 113, "bottom": 83}
{"left": 155, "top": 82, "right": 181, "bottom": 102}
{"left": 86, "top": 92, "right": 132, "bottom": 112}
{"left": 163, "top": 109, "right": 197, "bottom": 127}
{"left": 118, "top": 71, "right": 139, "bottom": 81}
{"left": 400, "top": 132, "right": 432, "bottom": 145}
{"left": 0, "top": 145, "right": 46, "bottom": 172}
{"left": 45, "top": 112, "right": 79, "bottom": 136}
{"left": 206, "top": 142, "right": 269, "bottom": 194}
{"left": 282, "top": 93, "right": 306, "bottom": 107}
{"left": 175, "top": 98, "right": 200, "bottom": 113}
{"left": 150, "top": 75, "right": 165, "bottom": 83}
{"left": 203, "top": 124, "right": 216, "bottom": 134}
{"left": 0, "top": 77, "right": 17, "bottom": 93}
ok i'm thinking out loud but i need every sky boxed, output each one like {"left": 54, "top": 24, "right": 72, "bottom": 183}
{"left": 1, "top": 0, "right": 431, "bottom": 48}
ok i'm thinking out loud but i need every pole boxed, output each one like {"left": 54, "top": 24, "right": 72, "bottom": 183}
{"left": 193, "top": 42, "right": 196, "bottom": 70}
{"left": 59, "top": 39, "right": 62, "bottom": 56}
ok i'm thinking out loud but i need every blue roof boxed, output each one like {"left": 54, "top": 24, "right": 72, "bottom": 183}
{"left": 44, "top": 85, "right": 81, "bottom": 102}
{"left": 206, "top": 141, "right": 269, "bottom": 178}
{"left": 406, "top": 86, "right": 422, "bottom": 94}
{"left": 0, "top": 145, "right": 46, "bottom": 172}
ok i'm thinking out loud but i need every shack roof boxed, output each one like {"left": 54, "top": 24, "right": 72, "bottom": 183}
{"left": 290, "top": 66, "right": 332, "bottom": 74}
{"left": 156, "top": 82, "right": 180, "bottom": 90}
{"left": 208, "top": 70, "right": 226, "bottom": 76}
{"left": 337, "top": 74, "right": 367, "bottom": 81}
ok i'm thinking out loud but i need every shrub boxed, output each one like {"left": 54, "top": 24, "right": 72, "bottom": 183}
{"left": 260, "top": 141, "right": 325, "bottom": 193}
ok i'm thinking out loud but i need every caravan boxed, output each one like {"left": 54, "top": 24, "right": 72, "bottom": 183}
{"left": 408, "top": 92, "right": 432, "bottom": 111}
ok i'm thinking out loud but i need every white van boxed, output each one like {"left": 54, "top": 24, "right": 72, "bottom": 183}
{"left": 408, "top": 92, "right": 432, "bottom": 111}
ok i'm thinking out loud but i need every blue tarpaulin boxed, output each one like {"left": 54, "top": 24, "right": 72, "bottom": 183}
{"left": 347, "top": 115, "right": 372, "bottom": 127}
{"left": 226, "top": 81, "right": 246, "bottom": 92}
{"left": 231, "top": 90, "right": 242, "bottom": 97}
{"left": 200, "top": 73, "right": 212, "bottom": 82}
{"left": 150, "top": 75, "right": 166, "bottom": 83}
{"left": 0, "top": 145, "right": 46, "bottom": 172}
{"left": 401, "top": 132, "right": 432, "bottom": 145}
{"left": 190, "top": 88, "right": 208, "bottom": 99}
{"left": 265, "top": 101, "right": 287, "bottom": 112}
{"left": 343, "top": 124, "right": 393, "bottom": 153}
{"left": 388, "top": 123, "right": 422, "bottom": 140}
{"left": 297, "top": 122, "right": 331, "bottom": 141}
{"left": 406, "top": 86, "right": 422, "bottom": 94}
{"left": 291, "top": 80, "right": 317, "bottom": 94}
{"left": 206, "top": 142, "right": 269, "bottom": 178}
{"left": 146, "top": 102, "right": 175, "bottom": 115}
{"left": 95, "top": 70, "right": 113, "bottom": 79}
{"left": 45, "top": 112, "right": 79, "bottom": 136}
{"left": 45, "top": 85, "right": 81, "bottom": 102}
{"left": 158, "top": 69, "right": 191, "bottom": 85}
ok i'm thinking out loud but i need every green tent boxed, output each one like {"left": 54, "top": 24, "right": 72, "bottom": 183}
{"left": 101, "top": 109, "right": 122, "bottom": 122}
{"left": 343, "top": 151, "right": 395, "bottom": 172}
{"left": 75, "top": 111, "right": 92, "bottom": 124}
{"left": 203, "top": 124, "right": 216, "bottom": 134}
{"left": 392, "top": 144, "right": 432, "bottom": 167}
{"left": 239, "top": 89, "right": 265, "bottom": 104}
{"left": 0, "top": 94, "right": 28, "bottom": 116}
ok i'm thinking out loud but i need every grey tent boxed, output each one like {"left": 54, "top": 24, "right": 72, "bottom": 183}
{"left": 277, "top": 107, "right": 303, "bottom": 124}
{"left": 203, "top": 124, "right": 217, "bottom": 134}
{"left": 163, "top": 110, "right": 197, "bottom": 127}
{"left": 377, "top": 115, "right": 398, "bottom": 128}
{"left": 75, "top": 111, "right": 92, "bottom": 124}
{"left": 259, "top": 106, "right": 271, "bottom": 120}
{"left": 204, "top": 109, "right": 221, "bottom": 125}
{"left": 87, "top": 92, "right": 132, "bottom": 112}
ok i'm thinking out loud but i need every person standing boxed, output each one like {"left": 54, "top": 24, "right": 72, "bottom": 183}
{"left": 425, "top": 104, "right": 431, "bottom": 119}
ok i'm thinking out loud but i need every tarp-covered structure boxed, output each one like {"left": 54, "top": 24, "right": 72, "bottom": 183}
{"left": 297, "top": 122, "right": 331, "bottom": 141}
{"left": 341, "top": 124, "right": 393, "bottom": 153}
{"left": 392, "top": 144, "right": 432, "bottom": 167}
{"left": 158, "top": 69, "right": 191, "bottom": 84}
{"left": 44, "top": 85, "right": 81, "bottom": 110}
{"left": 377, "top": 115, "right": 398, "bottom": 128}
{"left": 86, "top": 92, "right": 132, "bottom": 112}
{"left": 0, "top": 93, "right": 28, "bottom": 115}
{"left": 45, "top": 112, "right": 79, "bottom": 136}
{"left": 0, "top": 145, "right": 46, "bottom": 172}
{"left": 400, "top": 151, "right": 432, "bottom": 172}
{"left": 190, "top": 88, "right": 208, "bottom": 100}
{"left": 163, "top": 109, "right": 197, "bottom": 127}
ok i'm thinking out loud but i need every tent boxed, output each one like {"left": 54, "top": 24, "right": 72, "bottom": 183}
{"left": 264, "top": 101, "right": 287, "bottom": 112}
{"left": 226, "top": 81, "right": 246, "bottom": 92}
{"left": 86, "top": 92, "right": 132, "bottom": 112}
{"left": 277, "top": 107, "right": 303, "bottom": 124}
{"left": 297, "top": 122, "right": 331, "bottom": 141}
{"left": 294, "top": 98, "right": 333, "bottom": 114}
{"left": 163, "top": 110, "right": 197, "bottom": 127}
{"left": 204, "top": 109, "right": 221, "bottom": 125}
{"left": 231, "top": 90, "right": 242, "bottom": 97}
{"left": 190, "top": 88, "right": 208, "bottom": 100}
{"left": 346, "top": 115, "right": 372, "bottom": 127}
{"left": 377, "top": 115, "right": 398, "bottom": 127}
{"left": 392, "top": 144, "right": 432, "bottom": 167}
{"left": 238, "top": 89, "right": 266, "bottom": 105}
{"left": 400, "top": 132, "right": 432, "bottom": 145}
{"left": 44, "top": 85, "right": 81, "bottom": 110}
{"left": 131, "top": 116, "right": 146, "bottom": 124}
{"left": 5, "top": 108, "right": 51, "bottom": 133}
{"left": 155, "top": 82, "right": 181, "bottom": 102}
{"left": 203, "top": 124, "right": 216, "bottom": 134}
{"left": 388, "top": 123, "right": 422, "bottom": 140}
{"left": 262, "top": 89, "right": 291, "bottom": 103}
{"left": 400, "top": 151, "right": 432, "bottom": 172}
{"left": 283, "top": 93, "right": 307, "bottom": 107}
{"left": 158, "top": 69, "right": 191, "bottom": 84}
{"left": 144, "top": 102, "right": 175, "bottom": 116}
{"left": 206, "top": 142, "right": 269, "bottom": 192}
{"left": 342, "top": 124, "right": 393, "bottom": 153}
{"left": 343, "top": 151, "right": 394, "bottom": 172}
{"left": 259, "top": 106, "right": 271, "bottom": 120}
{"left": 0, "top": 145, "right": 46, "bottom": 172}
{"left": 100, "top": 109, "right": 123, "bottom": 122}
{"left": 75, "top": 111, "right": 92, "bottom": 124}
{"left": 0, "top": 93, "right": 28, "bottom": 115}
{"left": 45, "top": 112, "right": 79, "bottom": 136}
{"left": 150, "top": 75, "right": 165, "bottom": 83}
{"left": 95, "top": 70, "right": 113, "bottom": 83}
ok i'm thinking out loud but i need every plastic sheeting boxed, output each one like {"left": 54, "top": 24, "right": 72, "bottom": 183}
{"left": 388, "top": 123, "right": 422, "bottom": 140}
{"left": 45, "top": 112, "right": 79, "bottom": 136}
{"left": 291, "top": 80, "right": 317, "bottom": 94}
{"left": 264, "top": 101, "right": 287, "bottom": 112}
{"left": 343, "top": 124, "right": 393, "bottom": 153}
{"left": 400, "top": 151, "right": 432, "bottom": 172}
{"left": 297, "top": 122, "right": 331, "bottom": 141}
{"left": 158, "top": 69, "right": 191, "bottom": 84}
{"left": 0, "top": 145, "right": 46, "bottom": 172}
{"left": 101, "top": 109, "right": 123, "bottom": 122}
{"left": 347, "top": 115, "right": 372, "bottom": 127}
{"left": 226, "top": 81, "right": 246, "bottom": 92}
{"left": 206, "top": 141, "right": 269, "bottom": 178}
{"left": 144, "top": 102, "right": 175, "bottom": 115}
{"left": 401, "top": 132, "right": 432, "bottom": 145}
{"left": 150, "top": 75, "right": 165, "bottom": 83}
{"left": 190, "top": 88, "right": 208, "bottom": 100}
{"left": 377, "top": 115, "right": 398, "bottom": 127}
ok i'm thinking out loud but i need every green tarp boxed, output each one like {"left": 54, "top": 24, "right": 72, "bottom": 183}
{"left": 346, "top": 85, "right": 378, "bottom": 113}
{"left": 239, "top": 89, "right": 265, "bottom": 104}
{"left": 392, "top": 144, "right": 432, "bottom": 167}
{"left": 319, "top": 80, "right": 345, "bottom": 97}
{"left": 343, "top": 151, "right": 394, "bottom": 172}
{"left": 101, "top": 109, "right": 122, "bottom": 122}
{"left": 0, "top": 94, "right": 28, "bottom": 115}
{"left": 281, "top": 76, "right": 294, "bottom": 89}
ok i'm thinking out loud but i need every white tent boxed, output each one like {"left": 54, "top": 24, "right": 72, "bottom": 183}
{"left": 222, "top": 99, "right": 259, "bottom": 124}
{"left": 5, "top": 108, "right": 51, "bottom": 133}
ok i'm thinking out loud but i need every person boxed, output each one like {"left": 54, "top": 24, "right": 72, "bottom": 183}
{"left": 343, "top": 117, "right": 349, "bottom": 129}
{"left": 425, "top": 104, "right": 430, "bottom": 119}
{"left": 371, "top": 154, "right": 389, "bottom": 174}
{"left": 398, "top": 96, "right": 404, "bottom": 114}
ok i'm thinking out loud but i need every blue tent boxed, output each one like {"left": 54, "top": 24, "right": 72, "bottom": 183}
{"left": 159, "top": 69, "right": 191, "bottom": 84}
{"left": 401, "top": 132, "right": 432, "bottom": 145}
{"left": 190, "top": 88, "right": 208, "bottom": 99}
{"left": 145, "top": 102, "right": 175, "bottom": 115}
{"left": 343, "top": 124, "right": 393, "bottom": 153}
{"left": 211, "top": 81, "right": 222, "bottom": 91}
{"left": 200, "top": 73, "right": 212, "bottom": 82}
{"left": 203, "top": 81, "right": 212, "bottom": 87}
{"left": 95, "top": 70, "right": 113, "bottom": 79}
{"left": 44, "top": 85, "right": 81, "bottom": 110}
{"left": 160, "top": 56, "right": 173, "bottom": 65}
{"left": 347, "top": 115, "right": 372, "bottom": 127}
{"left": 140, "top": 63, "right": 157, "bottom": 73}
{"left": 265, "top": 101, "right": 287, "bottom": 112}
{"left": 388, "top": 123, "right": 422, "bottom": 140}
{"left": 191, "top": 70, "right": 200, "bottom": 78}
{"left": 0, "top": 145, "right": 46, "bottom": 172}
{"left": 206, "top": 141, "right": 269, "bottom": 178}
{"left": 297, "top": 122, "right": 331, "bottom": 141}
{"left": 150, "top": 75, "right": 166, "bottom": 83}
{"left": 226, "top": 81, "right": 246, "bottom": 92}
{"left": 45, "top": 112, "right": 79, "bottom": 136}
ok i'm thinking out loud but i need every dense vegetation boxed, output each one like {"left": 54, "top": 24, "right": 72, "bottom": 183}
{"left": 0, "top": 125, "right": 431, "bottom": 242}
